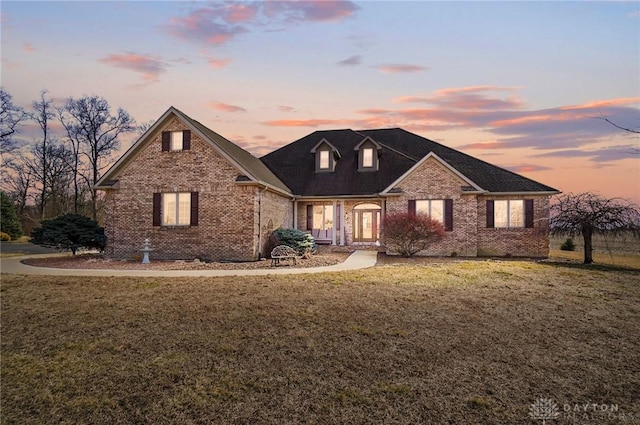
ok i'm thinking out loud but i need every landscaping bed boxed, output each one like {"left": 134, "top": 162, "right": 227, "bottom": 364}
{"left": 20, "top": 246, "right": 353, "bottom": 270}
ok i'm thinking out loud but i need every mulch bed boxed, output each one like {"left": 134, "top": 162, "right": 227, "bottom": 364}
{"left": 21, "top": 247, "right": 354, "bottom": 270}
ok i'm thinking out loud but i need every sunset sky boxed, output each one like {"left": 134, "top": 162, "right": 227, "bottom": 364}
{"left": 2, "top": 1, "right": 639, "bottom": 202}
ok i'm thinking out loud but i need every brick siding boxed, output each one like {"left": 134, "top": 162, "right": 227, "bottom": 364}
{"left": 383, "top": 156, "right": 551, "bottom": 257}
{"left": 103, "top": 118, "right": 290, "bottom": 261}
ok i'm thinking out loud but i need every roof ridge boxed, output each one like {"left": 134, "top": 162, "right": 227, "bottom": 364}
{"left": 377, "top": 142, "right": 420, "bottom": 162}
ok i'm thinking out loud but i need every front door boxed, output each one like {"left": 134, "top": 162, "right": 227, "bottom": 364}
{"left": 353, "top": 208, "right": 380, "bottom": 242}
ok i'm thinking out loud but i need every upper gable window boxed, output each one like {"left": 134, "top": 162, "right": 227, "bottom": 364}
{"left": 162, "top": 130, "right": 191, "bottom": 152}
{"left": 170, "top": 131, "right": 183, "bottom": 151}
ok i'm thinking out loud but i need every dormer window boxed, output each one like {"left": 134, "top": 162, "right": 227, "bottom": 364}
{"left": 354, "top": 136, "right": 381, "bottom": 171}
{"left": 319, "top": 150, "right": 330, "bottom": 170}
{"left": 362, "top": 148, "right": 374, "bottom": 168}
{"left": 311, "top": 139, "right": 340, "bottom": 172}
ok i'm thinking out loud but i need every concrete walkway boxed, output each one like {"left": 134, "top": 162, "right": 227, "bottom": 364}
{"left": 0, "top": 250, "right": 378, "bottom": 277}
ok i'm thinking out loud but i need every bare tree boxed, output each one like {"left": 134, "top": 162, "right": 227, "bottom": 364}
{"left": 550, "top": 192, "right": 640, "bottom": 264}
{"left": 59, "top": 95, "right": 135, "bottom": 220}
{"left": 25, "top": 91, "right": 57, "bottom": 219}
{"left": 137, "top": 120, "right": 155, "bottom": 136}
{"left": 595, "top": 114, "right": 640, "bottom": 154}
{"left": 596, "top": 114, "right": 640, "bottom": 134}
{"left": 4, "top": 157, "right": 33, "bottom": 216}
{"left": 0, "top": 88, "right": 27, "bottom": 163}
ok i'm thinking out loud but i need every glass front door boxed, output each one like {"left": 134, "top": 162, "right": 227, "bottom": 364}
{"left": 353, "top": 207, "right": 380, "bottom": 242}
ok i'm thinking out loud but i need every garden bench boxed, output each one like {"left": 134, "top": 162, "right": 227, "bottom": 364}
{"left": 270, "top": 245, "right": 300, "bottom": 266}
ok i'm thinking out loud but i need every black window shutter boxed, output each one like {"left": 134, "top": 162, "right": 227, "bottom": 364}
{"left": 190, "top": 192, "right": 199, "bottom": 226}
{"left": 336, "top": 203, "right": 341, "bottom": 231}
{"left": 161, "top": 132, "right": 170, "bottom": 152}
{"left": 408, "top": 200, "right": 416, "bottom": 216}
{"left": 183, "top": 130, "right": 191, "bottom": 150}
{"left": 486, "top": 200, "right": 494, "bottom": 228}
{"left": 444, "top": 199, "right": 453, "bottom": 231}
{"left": 524, "top": 199, "right": 534, "bottom": 228}
{"left": 306, "top": 205, "right": 313, "bottom": 230}
{"left": 153, "top": 193, "right": 161, "bottom": 226}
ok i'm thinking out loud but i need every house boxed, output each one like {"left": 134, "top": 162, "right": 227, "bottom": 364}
{"left": 96, "top": 107, "right": 559, "bottom": 260}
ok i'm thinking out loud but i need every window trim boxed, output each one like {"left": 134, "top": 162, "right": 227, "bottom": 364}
{"left": 319, "top": 150, "right": 330, "bottom": 170}
{"left": 486, "top": 199, "right": 534, "bottom": 229}
{"left": 409, "top": 199, "right": 453, "bottom": 231}
{"left": 153, "top": 192, "right": 198, "bottom": 227}
{"left": 162, "top": 192, "right": 191, "bottom": 226}
{"left": 161, "top": 130, "right": 191, "bottom": 152}
{"left": 170, "top": 131, "right": 183, "bottom": 152}
{"left": 416, "top": 199, "right": 445, "bottom": 224}
{"left": 362, "top": 147, "right": 374, "bottom": 168}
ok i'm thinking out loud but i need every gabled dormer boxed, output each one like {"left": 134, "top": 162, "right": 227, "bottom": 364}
{"left": 311, "top": 138, "right": 340, "bottom": 172}
{"left": 354, "top": 136, "right": 381, "bottom": 172}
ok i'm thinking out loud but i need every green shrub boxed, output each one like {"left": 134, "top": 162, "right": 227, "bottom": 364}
{"left": 31, "top": 213, "right": 106, "bottom": 255}
{"left": 1, "top": 231, "right": 11, "bottom": 242}
{"left": 0, "top": 191, "right": 23, "bottom": 240}
{"left": 268, "top": 228, "right": 316, "bottom": 257}
{"left": 560, "top": 237, "right": 576, "bottom": 251}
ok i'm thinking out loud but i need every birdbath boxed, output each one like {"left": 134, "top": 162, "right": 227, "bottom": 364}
{"left": 140, "top": 238, "right": 154, "bottom": 264}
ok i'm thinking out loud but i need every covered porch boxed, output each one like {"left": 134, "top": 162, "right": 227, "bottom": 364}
{"left": 293, "top": 198, "right": 384, "bottom": 246}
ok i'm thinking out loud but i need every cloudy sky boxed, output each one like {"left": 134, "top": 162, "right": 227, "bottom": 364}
{"left": 2, "top": 1, "right": 639, "bottom": 202}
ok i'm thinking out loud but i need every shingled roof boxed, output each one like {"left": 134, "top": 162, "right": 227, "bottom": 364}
{"left": 261, "top": 128, "right": 558, "bottom": 197}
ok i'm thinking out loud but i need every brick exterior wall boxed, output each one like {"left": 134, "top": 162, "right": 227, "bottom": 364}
{"left": 476, "top": 195, "right": 551, "bottom": 257}
{"left": 257, "top": 188, "right": 293, "bottom": 256}
{"left": 385, "top": 156, "right": 479, "bottom": 256}
{"left": 103, "top": 119, "right": 551, "bottom": 260}
{"left": 290, "top": 156, "right": 552, "bottom": 257}
{"left": 102, "top": 118, "right": 290, "bottom": 261}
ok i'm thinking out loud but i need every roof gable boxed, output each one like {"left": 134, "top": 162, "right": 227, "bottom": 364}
{"left": 96, "top": 107, "right": 290, "bottom": 195}
{"left": 382, "top": 152, "right": 484, "bottom": 194}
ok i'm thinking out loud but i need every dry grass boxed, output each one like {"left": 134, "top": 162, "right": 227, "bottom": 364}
{"left": 2, "top": 261, "right": 640, "bottom": 424}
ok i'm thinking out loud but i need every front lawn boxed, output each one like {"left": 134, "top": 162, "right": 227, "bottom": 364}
{"left": 1, "top": 261, "right": 639, "bottom": 424}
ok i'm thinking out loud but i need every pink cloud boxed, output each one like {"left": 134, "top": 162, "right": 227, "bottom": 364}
{"left": 506, "top": 164, "right": 552, "bottom": 173}
{"left": 23, "top": 43, "right": 36, "bottom": 53}
{"left": 394, "top": 86, "right": 524, "bottom": 110}
{"left": 225, "top": 3, "right": 258, "bottom": 23}
{"left": 164, "top": 7, "right": 248, "bottom": 46}
{"left": 457, "top": 141, "right": 511, "bottom": 150}
{"left": 263, "top": 118, "right": 343, "bottom": 127}
{"left": 559, "top": 97, "right": 640, "bottom": 111}
{"left": 208, "top": 101, "right": 247, "bottom": 113}
{"left": 208, "top": 57, "right": 232, "bottom": 69}
{"left": 376, "top": 64, "right": 427, "bottom": 74}
{"left": 164, "top": 1, "right": 359, "bottom": 48}
{"left": 264, "top": 0, "right": 359, "bottom": 22}
{"left": 99, "top": 52, "right": 166, "bottom": 82}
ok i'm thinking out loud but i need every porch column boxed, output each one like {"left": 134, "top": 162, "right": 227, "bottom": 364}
{"left": 340, "top": 199, "right": 345, "bottom": 246}
{"left": 293, "top": 200, "right": 298, "bottom": 230}
{"left": 332, "top": 200, "right": 337, "bottom": 245}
